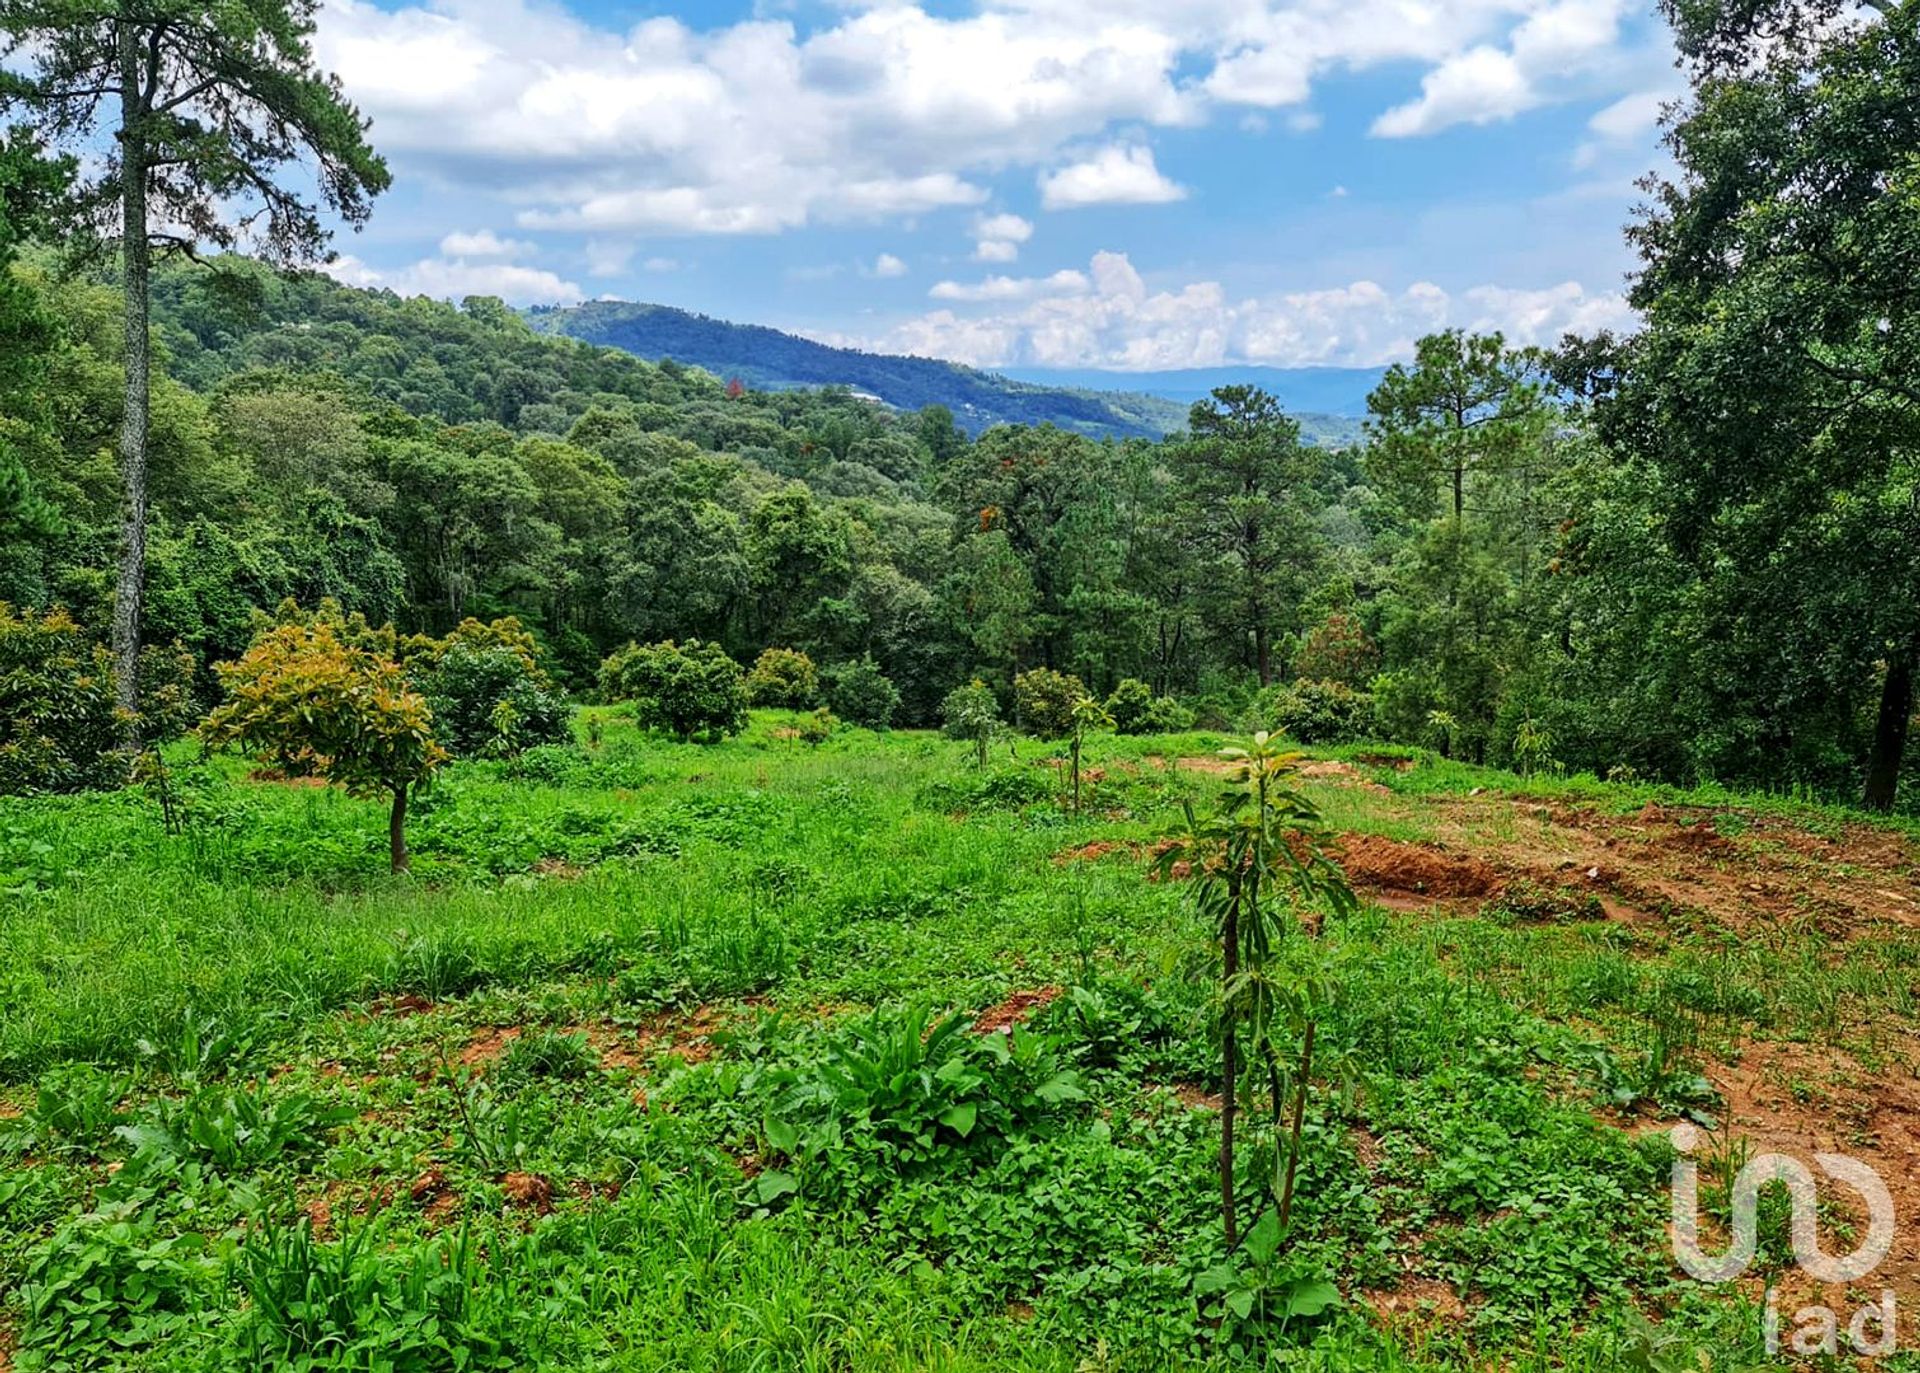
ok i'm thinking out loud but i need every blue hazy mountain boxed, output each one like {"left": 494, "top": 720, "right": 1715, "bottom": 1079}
{"left": 999, "top": 365, "right": 1388, "bottom": 417}
{"left": 528, "top": 301, "right": 1369, "bottom": 444}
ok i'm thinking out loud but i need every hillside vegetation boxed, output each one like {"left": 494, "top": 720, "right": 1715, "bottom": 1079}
{"left": 2, "top": 246, "right": 1916, "bottom": 808}
{"left": 528, "top": 299, "right": 1364, "bottom": 444}
{"left": 7, "top": 715, "right": 1909, "bottom": 1369}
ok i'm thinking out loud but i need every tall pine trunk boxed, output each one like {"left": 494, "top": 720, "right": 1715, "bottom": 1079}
{"left": 1863, "top": 629, "right": 1919, "bottom": 812}
{"left": 1219, "top": 892, "right": 1239, "bottom": 1249}
{"left": 112, "top": 18, "right": 150, "bottom": 742}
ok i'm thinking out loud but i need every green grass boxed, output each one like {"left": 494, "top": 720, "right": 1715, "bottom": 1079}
{"left": 3, "top": 712, "right": 1893, "bottom": 1369}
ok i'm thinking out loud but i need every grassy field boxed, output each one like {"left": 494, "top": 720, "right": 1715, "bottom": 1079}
{"left": 5, "top": 711, "right": 1920, "bottom": 1370}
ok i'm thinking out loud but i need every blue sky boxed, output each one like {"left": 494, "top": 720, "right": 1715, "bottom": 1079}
{"left": 314, "top": 0, "right": 1680, "bottom": 368}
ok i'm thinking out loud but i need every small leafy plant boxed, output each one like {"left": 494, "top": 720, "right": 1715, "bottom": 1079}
{"left": 1192, "top": 1208, "right": 1341, "bottom": 1356}
{"left": 496, "top": 1029, "right": 597, "bottom": 1084}
{"left": 121, "top": 1083, "right": 354, "bottom": 1172}
{"left": 940, "top": 679, "right": 1002, "bottom": 767}
{"left": 1154, "top": 731, "right": 1356, "bottom": 1260}
{"left": 754, "top": 1004, "right": 1085, "bottom": 1203}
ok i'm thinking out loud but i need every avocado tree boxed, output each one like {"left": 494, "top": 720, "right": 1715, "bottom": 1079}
{"left": 202, "top": 621, "right": 445, "bottom": 872}
{"left": 1155, "top": 733, "right": 1355, "bottom": 1253}
{"left": 600, "top": 638, "right": 748, "bottom": 742}
{"left": 940, "top": 679, "right": 1003, "bottom": 767}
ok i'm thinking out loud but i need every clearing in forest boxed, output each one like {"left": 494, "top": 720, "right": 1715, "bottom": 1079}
{"left": 3, "top": 716, "right": 1916, "bottom": 1370}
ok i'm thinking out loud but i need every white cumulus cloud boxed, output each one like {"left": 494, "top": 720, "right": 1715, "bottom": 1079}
{"left": 929, "top": 269, "right": 1092, "bottom": 302}
{"left": 324, "top": 252, "right": 583, "bottom": 307}
{"left": 314, "top": 0, "right": 1669, "bottom": 244}
{"left": 1372, "top": 0, "right": 1633, "bottom": 137}
{"left": 973, "top": 212, "right": 1034, "bottom": 261}
{"left": 865, "top": 250, "right": 1634, "bottom": 369}
{"left": 1039, "top": 144, "right": 1187, "bottom": 209}
{"left": 437, "top": 229, "right": 532, "bottom": 260}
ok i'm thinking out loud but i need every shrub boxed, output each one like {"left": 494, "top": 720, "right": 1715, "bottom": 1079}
{"left": 1102, "top": 678, "right": 1154, "bottom": 733}
{"left": 0, "top": 605, "right": 123, "bottom": 795}
{"left": 600, "top": 639, "right": 747, "bottom": 742}
{"left": 940, "top": 679, "right": 1003, "bottom": 766}
{"left": 136, "top": 640, "right": 200, "bottom": 742}
{"left": 1143, "top": 695, "right": 1195, "bottom": 732}
{"left": 201, "top": 620, "right": 447, "bottom": 872}
{"left": 1103, "top": 679, "right": 1193, "bottom": 735}
{"left": 1291, "top": 611, "right": 1379, "bottom": 690}
{"left": 754, "top": 1004, "right": 1085, "bottom": 1203}
{"left": 413, "top": 619, "right": 568, "bottom": 758}
{"left": 822, "top": 656, "right": 899, "bottom": 731}
{"left": 20, "top": 1209, "right": 217, "bottom": 1366}
{"left": 746, "top": 647, "right": 820, "bottom": 709}
{"left": 1262, "top": 679, "right": 1376, "bottom": 744}
{"left": 795, "top": 707, "right": 835, "bottom": 747}
{"left": 1013, "top": 667, "right": 1085, "bottom": 738}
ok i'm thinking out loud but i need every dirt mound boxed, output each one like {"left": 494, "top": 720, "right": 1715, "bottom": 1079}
{"left": 502, "top": 1171, "right": 554, "bottom": 1213}
{"left": 1336, "top": 834, "right": 1503, "bottom": 898}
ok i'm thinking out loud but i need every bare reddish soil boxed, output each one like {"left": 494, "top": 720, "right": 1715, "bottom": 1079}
{"left": 1633, "top": 1035, "right": 1920, "bottom": 1317}
{"left": 1380, "top": 795, "right": 1920, "bottom": 938}
{"left": 973, "top": 986, "right": 1062, "bottom": 1034}
{"left": 1333, "top": 834, "right": 1503, "bottom": 899}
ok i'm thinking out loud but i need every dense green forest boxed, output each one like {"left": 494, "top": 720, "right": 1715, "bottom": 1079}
{"left": 0, "top": 246, "right": 1909, "bottom": 804}
{"left": 2, "top": 0, "right": 1918, "bottom": 811}
{"left": 527, "top": 301, "right": 1368, "bottom": 447}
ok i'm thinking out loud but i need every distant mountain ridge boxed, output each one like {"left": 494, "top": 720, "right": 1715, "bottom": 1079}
{"left": 527, "top": 300, "right": 1368, "bottom": 445}
{"left": 999, "top": 365, "right": 1388, "bottom": 417}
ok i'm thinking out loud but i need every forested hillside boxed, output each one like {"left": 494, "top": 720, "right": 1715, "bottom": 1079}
{"left": 1001, "top": 364, "right": 1387, "bottom": 415}
{"left": 528, "top": 299, "right": 1174, "bottom": 438}
{"left": 2, "top": 228, "right": 1916, "bottom": 807}
{"left": 528, "top": 298, "right": 1365, "bottom": 444}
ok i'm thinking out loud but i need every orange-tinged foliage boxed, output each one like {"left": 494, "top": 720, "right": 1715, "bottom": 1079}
{"left": 201, "top": 620, "right": 446, "bottom": 801}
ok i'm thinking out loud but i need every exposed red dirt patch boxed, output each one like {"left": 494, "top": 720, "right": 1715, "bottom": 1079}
{"left": 409, "top": 1168, "right": 449, "bottom": 1206}
{"left": 1360, "top": 1278, "right": 1468, "bottom": 1324}
{"left": 1335, "top": 834, "right": 1503, "bottom": 899}
{"left": 588, "top": 1003, "right": 730, "bottom": 1069}
{"left": 1631, "top": 1036, "right": 1920, "bottom": 1317}
{"left": 1173, "top": 755, "right": 1237, "bottom": 776}
{"left": 973, "top": 986, "right": 1062, "bottom": 1034}
{"left": 369, "top": 993, "right": 435, "bottom": 1018}
{"left": 569, "top": 1178, "right": 624, "bottom": 1204}
{"left": 459, "top": 1026, "right": 522, "bottom": 1067}
{"left": 1300, "top": 760, "right": 1392, "bottom": 793}
{"left": 1052, "top": 839, "right": 1140, "bottom": 866}
{"left": 502, "top": 1171, "right": 554, "bottom": 1213}
{"left": 302, "top": 1196, "right": 333, "bottom": 1237}
{"left": 408, "top": 1168, "right": 461, "bottom": 1225}
{"left": 1428, "top": 794, "right": 1920, "bottom": 937}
